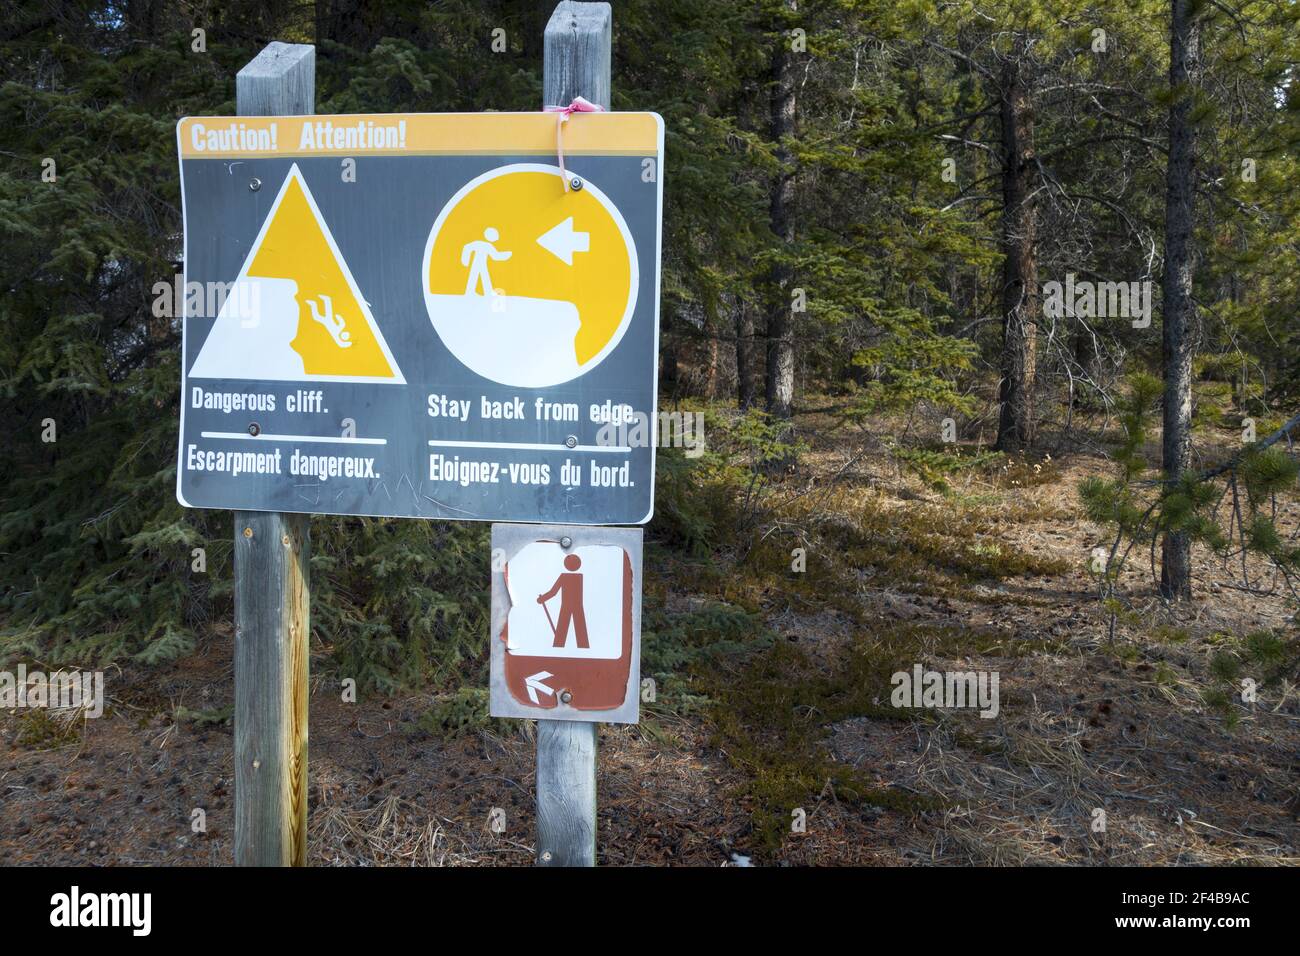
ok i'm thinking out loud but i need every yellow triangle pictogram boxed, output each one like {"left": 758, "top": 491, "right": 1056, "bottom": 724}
{"left": 190, "top": 163, "right": 404, "bottom": 384}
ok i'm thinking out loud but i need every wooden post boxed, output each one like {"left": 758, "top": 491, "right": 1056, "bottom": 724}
{"left": 233, "top": 41, "right": 315, "bottom": 868}
{"left": 535, "top": 0, "right": 611, "bottom": 868}
{"left": 536, "top": 719, "right": 599, "bottom": 866}
{"left": 543, "top": 0, "right": 612, "bottom": 111}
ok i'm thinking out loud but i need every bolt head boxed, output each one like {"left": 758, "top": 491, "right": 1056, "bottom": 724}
{"left": 249, "top": 178, "right": 262, "bottom": 192}
{"left": 569, "top": 177, "right": 583, "bottom": 191}
{"left": 565, "top": 435, "right": 578, "bottom": 448}
{"left": 560, "top": 691, "right": 573, "bottom": 704}
{"left": 560, "top": 536, "right": 573, "bottom": 549}
{"left": 248, "top": 422, "right": 261, "bottom": 436}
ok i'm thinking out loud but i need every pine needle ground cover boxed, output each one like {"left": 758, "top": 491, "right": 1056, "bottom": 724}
{"left": 4, "top": 406, "right": 1296, "bottom": 865}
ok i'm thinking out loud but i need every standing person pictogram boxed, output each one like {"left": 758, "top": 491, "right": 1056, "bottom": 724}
{"left": 536, "top": 554, "right": 589, "bottom": 649}
{"left": 460, "top": 226, "right": 512, "bottom": 296}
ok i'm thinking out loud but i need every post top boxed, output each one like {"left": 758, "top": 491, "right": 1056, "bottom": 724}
{"left": 236, "top": 42, "right": 315, "bottom": 117}
{"left": 237, "top": 41, "right": 315, "bottom": 81}
{"left": 542, "top": 1, "right": 613, "bottom": 111}
{"left": 545, "top": 1, "right": 612, "bottom": 36}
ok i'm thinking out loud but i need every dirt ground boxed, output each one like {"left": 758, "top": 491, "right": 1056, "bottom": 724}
{"left": 0, "top": 637, "right": 764, "bottom": 866}
{"left": 2, "top": 425, "right": 1298, "bottom": 866}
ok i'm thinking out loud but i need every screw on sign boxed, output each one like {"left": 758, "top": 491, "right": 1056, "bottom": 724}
{"left": 490, "top": 523, "right": 642, "bottom": 724}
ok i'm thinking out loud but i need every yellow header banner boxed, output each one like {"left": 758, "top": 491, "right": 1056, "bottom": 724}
{"left": 177, "top": 112, "right": 662, "bottom": 159}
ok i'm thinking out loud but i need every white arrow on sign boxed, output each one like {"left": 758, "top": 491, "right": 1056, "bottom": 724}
{"left": 536, "top": 217, "right": 590, "bottom": 265}
{"left": 524, "top": 670, "right": 556, "bottom": 705}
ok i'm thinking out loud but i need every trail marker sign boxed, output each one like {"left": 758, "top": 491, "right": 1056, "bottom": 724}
{"left": 176, "top": 112, "right": 663, "bottom": 525}
{"left": 490, "top": 523, "right": 642, "bottom": 723}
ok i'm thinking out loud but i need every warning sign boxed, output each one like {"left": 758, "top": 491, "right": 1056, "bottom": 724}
{"left": 175, "top": 112, "right": 662, "bottom": 524}
{"left": 490, "top": 523, "right": 642, "bottom": 723}
{"left": 423, "top": 164, "right": 635, "bottom": 388}
{"left": 190, "top": 165, "right": 404, "bottom": 383}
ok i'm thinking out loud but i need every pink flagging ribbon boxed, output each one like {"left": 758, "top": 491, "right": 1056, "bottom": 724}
{"left": 543, "top": 96, "right": 605, "bottom": 191}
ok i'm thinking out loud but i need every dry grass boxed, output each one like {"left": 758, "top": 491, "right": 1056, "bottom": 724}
{"left": 309, "top": 792, "right": 533, "bottom": 866}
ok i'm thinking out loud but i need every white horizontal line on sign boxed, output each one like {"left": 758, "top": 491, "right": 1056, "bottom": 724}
{"left": 201, "top": 431, "right": 388, "bottom": 445}
{"left": 427, "top": 439, "right": 631, "bottom": 453}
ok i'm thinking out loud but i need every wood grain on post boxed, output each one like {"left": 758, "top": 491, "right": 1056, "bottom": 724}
{"left": 233, "top": 41, "right": 314, "bottom": 868}
{"left": 543, "top": 1, "right": 612, "bottom": 111}
{"left": 536, "top": 0, "right": 611, "bottom": 867}
{"left": 536, "top": 720, "right": 599, "bottom": 866}
{"left": 236, "top": 42, "right": 315, "bottom": 117}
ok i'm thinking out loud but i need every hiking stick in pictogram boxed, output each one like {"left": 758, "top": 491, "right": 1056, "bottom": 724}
{"left": 540, "top": 596, "right": 558, "bottom": 639}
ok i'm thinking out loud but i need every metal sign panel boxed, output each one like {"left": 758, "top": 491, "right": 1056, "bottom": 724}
{"left": 175, "top": 113, "right": 663, "bottom": 524}
{"left": 490, "top": 523, "right": 641, "bottom": 724}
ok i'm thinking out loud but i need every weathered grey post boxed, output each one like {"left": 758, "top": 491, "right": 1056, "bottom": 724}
{"left": 543, "top": 0, "right": 612, "bottom": 115}
{"left": 535, "top": 0, "right": 611, "bottom": 868}
{"left": 232, "top": 42, "right": 315, "bottom": 868}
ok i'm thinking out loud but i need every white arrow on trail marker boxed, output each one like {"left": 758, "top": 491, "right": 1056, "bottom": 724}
{"left": 524, "top": 670, "right": 556, "bottom": 704}
{"left": 536, "top": 217, "right": 590, "bottom": 265}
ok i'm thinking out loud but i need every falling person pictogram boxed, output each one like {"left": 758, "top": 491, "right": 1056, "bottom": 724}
{"left": 536, "top": 554, "right": 589, "bottom": 649}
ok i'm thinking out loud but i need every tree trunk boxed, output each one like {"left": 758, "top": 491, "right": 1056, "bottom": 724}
{"left": 126, "top": 0, "right": 163, "bottom": 38}
{"left": 705, "top": 328, "right": 720, "bottom": 400}
{"left": 1160, "top": 0, "right": 1201, "bottom": 601}
{"left": 660, "top": 317, "right": 680, "bottom": 398}
{"left": 764, "top": 0, "right": 797, "bottom": 421}
{"left": 736, "top": 298, "right": 758, "bottom": 410}
{"left": 995, "top": 40, "right": 1039, "bottom": 451}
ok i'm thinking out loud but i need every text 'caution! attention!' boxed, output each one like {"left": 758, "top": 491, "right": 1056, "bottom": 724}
{"left": 175, "top": 112, "right": 664, "bottom": 525}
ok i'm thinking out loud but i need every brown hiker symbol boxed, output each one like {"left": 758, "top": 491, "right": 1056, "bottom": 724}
{"left": 536, "top": 554, "right": 589, "bottom": 649}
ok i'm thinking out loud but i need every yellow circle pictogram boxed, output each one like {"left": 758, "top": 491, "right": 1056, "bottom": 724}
{"left": 422, "top": 164, "right": 637, "bottom": 388}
